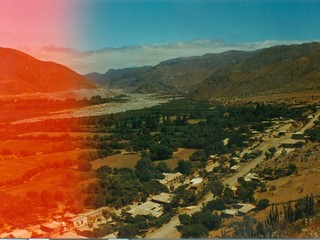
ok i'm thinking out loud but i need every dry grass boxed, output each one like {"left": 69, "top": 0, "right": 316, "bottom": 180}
{"left": 251, "top": 143, "right": 320, "bottom": 222}
{"left": 220, "top": 90, "right": 320, "bottom": 106}
{"left": 91, "top": 153, "right": 142, "bottom": 169}
{"left": 2, "top": 168, "right": 79, "bottom": 197}
{"left": 0, "top": 145, "right": 84, "bottom": 181}
{"left": 155, "top": 148, "right": 196, "bottom": 169}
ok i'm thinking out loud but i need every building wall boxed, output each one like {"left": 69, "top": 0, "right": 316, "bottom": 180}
{"left": 73, "top": 217, "right": 88, "bottom": 228}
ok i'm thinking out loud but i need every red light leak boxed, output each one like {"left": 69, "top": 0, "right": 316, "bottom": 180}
{"left": 0, "top": 97, "right": 89, "bottom": 229}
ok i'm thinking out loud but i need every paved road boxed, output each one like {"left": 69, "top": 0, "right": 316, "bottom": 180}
{"left": 300, "top": 110, "right": 320, "bottom": 132}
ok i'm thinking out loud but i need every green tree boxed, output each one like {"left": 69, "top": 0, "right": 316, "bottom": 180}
{"left": 156, "top": 161, "right": 170, "bottom": 173}
{"left": 135, "top": 157, "right": 158, "bottom": 181}
{"left": 204, "top": 198, "right": 226, "bottom": 211}
{"left": 190, "top": 149, "right": 207, "bottom": 162}
{"left": 93, "top": 224, "right": 113, "bottom": 238}
{"left": 176, "top": 160, "right": 192, "bottom": 174}
{"left": 223, "top": 187, "right": 234, "bottom": 203}
{"left": 94, "top": 194, "right": 106, "bottom": 208}
{"left": 150, "top": 144, "right": 173, "bottom": 160}
{"left": 179, "top": 214, "right": 192, "bottom": 226}
{"left": 211, "top": 179, "right": 224, "bottom": 197}
{"left": 268, "top": 147, "right": 277, "bottom": 157}
{"left": 257, "top": 198, "right": 270, "bottom": 210}
{"left": 118, "top": 224, "right": 138, "bottom": 238}
{"left": 181, "top": 223, "right": 209, "bottom": 238}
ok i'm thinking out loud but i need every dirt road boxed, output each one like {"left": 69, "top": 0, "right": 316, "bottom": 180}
{"left": 146, "top": 129, "right": 296, "bottom": 238}
{"left": 300, "top": 110, "right": 320, "bottom": 132}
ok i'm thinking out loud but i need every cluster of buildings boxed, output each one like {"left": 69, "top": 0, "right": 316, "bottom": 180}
{"left": 0, "top": 207, "right": 114, "bottom": 239}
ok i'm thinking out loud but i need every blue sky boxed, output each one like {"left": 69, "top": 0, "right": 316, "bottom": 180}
{"left": 77, "top": 0, "right": 320, "bottom": 50}
{"left": 1, "top": 0, "right": 320, "bottom": 73}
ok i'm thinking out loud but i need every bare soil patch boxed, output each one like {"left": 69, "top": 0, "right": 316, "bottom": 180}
{"left": 91, "top": 153, "right": 142, "bottom": 169}
{"left": 155, "top": 148, "right": 196, "bottom": 169}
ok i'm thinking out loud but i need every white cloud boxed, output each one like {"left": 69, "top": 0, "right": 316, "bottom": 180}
{"left": 21, "top": 39, "right": 314, "bottom": 74}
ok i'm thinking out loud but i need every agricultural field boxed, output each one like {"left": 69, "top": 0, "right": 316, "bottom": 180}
{"left": 154, "top": 148, "right": 197, "bottom": 169}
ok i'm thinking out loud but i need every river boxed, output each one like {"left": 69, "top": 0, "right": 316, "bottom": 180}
{"left": 11, "top": 94, "right": 176, "bottom": 124}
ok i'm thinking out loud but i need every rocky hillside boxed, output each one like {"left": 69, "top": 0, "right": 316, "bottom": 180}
{"left": 86, "top": 50, "right": 255, "bottom": 93}
{"left": 0, "top": 47, "right": 99, "bottom": 96}
{"left": 191, "top": 42, "right": 320, "bottom": 100}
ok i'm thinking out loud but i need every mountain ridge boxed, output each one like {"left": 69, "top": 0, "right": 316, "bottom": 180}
{"left": 0, "top": 47, "right": 100, "bottom": 97}
{"left": 86, "top": 50, "right": 256, "bottom": 93}
{"left": 191, "top": 42, "right": 320, "bottom": 100}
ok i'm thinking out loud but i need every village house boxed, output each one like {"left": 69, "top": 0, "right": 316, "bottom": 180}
{"left": 70, "top": 207, "right": 107, "bottom": 228}
{"left": 234, "top": 203, "right": 256, "bottom": 216}
{"left": 158, "top": 172, "right": 183, "bottom": 190}
{"left": 26, "top": 225, "right": 47, "bottom": 238}
{"left": 205, "top": 160, "right": 219, "bottom": 172}
{"left": 244, "top": 173, "right": 259, "bottom": 182}
{"left": 189, "top": 177, "right": 204, "bottom": 192}
{"left": 151, "top": 192, "right": 174, "bottom": 204}
{"left": 292, "top": 131, "right": 305, "bottom": 139}
{"left": 222, "top": 209, "right": 238, "bottom": 218}
{"left": 70, "top": 215, "right": 88, "bottom": 228}
{"left": 208, "top": 154, "right": 220, "bottom": 161}
{"left": 2, "top": 229, "right": 32, "bottom": 238}
{"left": 231, "top": 156, "right": 241, "bottom": 163}
{"left": 40, "top": 221, "right": 64, "bottom": 236}
{"left": 127, "top": 201, "right": 163, "bottom": 218}
{"left": 278, "top": 130, "right": 287, "bottom": 136}
{"left": 230, "top": 165, "right": 240, "bottom": 172}
{"left": 280, "top": 139, "right": 305, "bottom": 148}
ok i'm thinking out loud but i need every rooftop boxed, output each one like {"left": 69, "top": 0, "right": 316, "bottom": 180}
{"left": 205, "top": 161, "right": 219, "bottom": 172}
{"left": 158, "top": 172, "right": 182, "bottom": 185}
{"left": 280, "top": 139, "right": 305, "bottom": 145}
{"left": 151, "top": 192, "right": 174, "bottom": 204}
{"left": 235, "top": 203, "right": 256, "bottom": 214}
{"left": 190, "top": 177, "right": 204, "bottom": 186}
{"left": 222, "top": 209, "right": 237, "bottom": 216}
{"left": 7, "top": 229, "right": 32, "bottom": 238}
{"left": 41, "top": 221, "right": 61, "bottom": 230}
{"left": 127, "top": 201, "right": 163, "bottom": 218}
{"left": 230, "top": 165, "right": 240, "bottom": 171}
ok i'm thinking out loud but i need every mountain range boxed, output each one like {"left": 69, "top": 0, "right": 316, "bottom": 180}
{"left": 1, "top": 42, "right": 320, "bottom": 101}
{"left": 0, "top": 47, "right": 100, "bottom": 98}
{"left": 191, "top": 42, "right": 320, "bottom": 100}
{"left": 87, "top": 42, "right": 320, "bottom": 100}
{"left": 86, "top": 50, "right": 256, "bottom": 93}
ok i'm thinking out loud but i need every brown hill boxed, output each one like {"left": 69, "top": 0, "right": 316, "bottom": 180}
{"left": 86, "top": 50, "right": 254, "bottom": 93}
{"left": 191, "top": 42, "right": 320, "bottom": 100}
{"left": 0, "top": 47, "right": 98, "bottom": 96}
